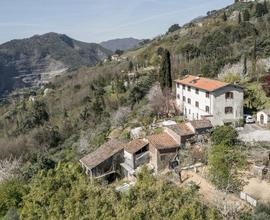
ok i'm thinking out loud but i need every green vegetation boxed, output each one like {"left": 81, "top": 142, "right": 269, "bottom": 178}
{"left": 167, "top": 24, "right": 181, "bottom": 33}
{"left": 2, "top": 1, "right": 270, "bottom": 219}
{"left": 243, "top": 9, "right": 250, "bottom": 21}
{"left": 208, "top": 126, "right": 246, "bottom": 192}
{"left": 158, "top": 48, "right": 172, "bottom": 92}
{"left": 255, "top": 1, "right": 268, "bottom": 17}
{"left": 0, "top": 179, "right": 25, "bottom": 217}
{"left": 0, "top": 164, "right": 220, "bottom": 219}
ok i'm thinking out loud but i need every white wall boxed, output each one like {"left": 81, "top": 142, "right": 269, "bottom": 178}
{"left": 176, "top": 83, "right": 243, "bottom": 125}
{"left": 257, "top": 111, "right": 269, "bottom": 125}
{"left": 176, "top": 84, "right": 213, "bottom": 121}
{"left": 124, "top": 151, "right": 134, "bottom": 169}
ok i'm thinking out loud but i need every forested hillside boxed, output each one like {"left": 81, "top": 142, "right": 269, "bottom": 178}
{"left": 130, "top": 1, "right": 270, "bottom": 82}
{"left": 0, "top": 32, "right": 112, "bottom": 96}
{"left": 1, "top": 1, "right": 270, "bottom": 219}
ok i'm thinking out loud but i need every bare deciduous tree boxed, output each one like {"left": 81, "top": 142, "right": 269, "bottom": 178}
{"left": 0, "top": 158, "right": 20, "bottom": 182}
{"left": 111, "top": 107, "right": 131, "bottom": 128}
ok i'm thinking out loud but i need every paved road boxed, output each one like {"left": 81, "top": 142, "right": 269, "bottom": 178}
{"left": 238, "top": 124, "right": 270, "bottom": 143}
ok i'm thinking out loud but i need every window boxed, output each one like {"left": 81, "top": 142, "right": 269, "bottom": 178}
{"left": 225, "top": 107, "right": 233, "bottom": 114}
{"left": 206, "top": 92, "right": 210, "bottom": 98}
{"left": 188, "top": 98, "right": 191, "bottom": 104}
{"left": 197, "top": 113, "right": 199, "bottom": 119}
{"left": 177, "top": 94, "right": 180, "bottom": 99}
{"left": 195, "top": 101, "right": 199, "bottom": 108}
{"left": 225, "top": 92, "right": 234, "bottom": 99}
{"left": 160, "top": 155, "right": 166, "bottom": 161}
{"left": 183, "top": 85, "right": 186, "bottom": 90}
{"left": 205, "top": 106, "right": 210, "bottom": 113}
{"left": 196, "top": 88, "right": 199, "bottom": 94}
{"left": 183, "top": 96, "right": 186, "bottom": 102}
{"left": 188, "top": 86, "right": 191, "bottom": 91}
{"left": 177, "top": 83, "right": 180, "bottom": 88}
{"left": 189, "top": 109, "right": 191, "bottom": 114}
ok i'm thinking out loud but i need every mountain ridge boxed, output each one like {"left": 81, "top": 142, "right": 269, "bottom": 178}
{"left": 100, "top": 37, "right": 141, "bottom": 52}
{"left": 0, "top": 32, "right": 112, "bottom": 96}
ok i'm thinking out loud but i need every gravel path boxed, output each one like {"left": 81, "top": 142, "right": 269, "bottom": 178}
{"left": 238, "top": 124, "right": 270, "bottom": 143}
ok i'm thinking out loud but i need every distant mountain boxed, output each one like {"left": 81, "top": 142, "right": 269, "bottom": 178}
{"left": 100, "top": 38, "right": 141, "bottom": 52}
{"left": 0, "top": 32, "right": 112, "bottom": 96}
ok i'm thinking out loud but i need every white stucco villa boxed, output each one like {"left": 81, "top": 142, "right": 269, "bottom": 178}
{"left": 175, "top": 75, "right": 244, "bottom": 126}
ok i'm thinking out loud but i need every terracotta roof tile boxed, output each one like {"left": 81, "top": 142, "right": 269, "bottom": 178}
{"left": 148, "top": 132, "right": 179, "bottom": 150}
{"left": 175, "top": 75, "right": 228, "bottom": 92}
{"left": 80, "top": 139, "right": 125, "bottom": 170}
{"left": 168, "top": 123, "right": 194, "bottom": 136}
{"left": 190, "top": 120, "right": 213, "bottom": 130}
{"left": 125, "top": 139, "right": 149, "bottom": 154}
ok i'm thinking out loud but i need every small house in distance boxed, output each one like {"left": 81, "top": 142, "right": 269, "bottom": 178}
{"left": 80, "top": 139, "right": 125, "bottom": 180}
{"left": 121, "top": 139, "right": 149, "bottom": 178}
{"left": 257, "top": 109, "right": 270, "bottom": 126}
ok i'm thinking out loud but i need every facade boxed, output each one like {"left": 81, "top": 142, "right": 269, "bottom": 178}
{"left": 121, "top": 139, "right": 149, "bottom": 178}
{"left": 148, "top": 132, "right": 180, "bottom": 172}
{"left": 175, "top": 75, "right": 244, "bottom": 126}
{"left": 257, "top": 109, "right": 270, "bottom": 126}
{"left": 80, "top": 139, "right": 125, "bottom": 179}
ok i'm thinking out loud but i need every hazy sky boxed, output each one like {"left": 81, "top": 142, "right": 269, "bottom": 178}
{"left": 0, "top": 0, "right": 232, "bottom": 44}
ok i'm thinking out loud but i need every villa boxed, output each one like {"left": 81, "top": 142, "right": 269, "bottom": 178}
{"left": 175, "top": 75, "right": 244, "bottom": 126}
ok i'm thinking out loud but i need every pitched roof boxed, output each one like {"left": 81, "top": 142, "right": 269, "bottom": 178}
{"left": 261, "top": 109, "right": 270, "bottom": 116}
{"left": 168, "top": 123, "right": 194, "bottom": 136}
{"left": 190, "top": 120, "right": 213, "bottom": 130}
{"left": 175, "top": 75, "right": 229, "bottom": 92}
{"left": 125, "top": 139, "right": 149, "bottom": 154}
{"left": 148, "top": 132, "right": 179, "bottom": 150}
{"left": 80, "top": 139, "right": 125, "bottom": 170}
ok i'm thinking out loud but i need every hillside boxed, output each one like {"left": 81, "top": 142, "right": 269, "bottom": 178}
{"left": 100, "top": 37, "right": 141, "bottom": 52}
{"left": 128, "top": 1, "right": 270, "bottom": 82}
{"left": 1, "top": 1, "right": 270, "bottom": 219}
{"left": 0, "top": 33, "right": 112, "bottom": 96}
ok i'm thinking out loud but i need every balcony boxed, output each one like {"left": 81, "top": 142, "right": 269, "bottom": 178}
{"left": 135, "top": 151, "right": 150, "bottom": 168}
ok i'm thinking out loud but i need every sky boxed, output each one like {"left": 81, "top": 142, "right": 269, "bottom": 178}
{"left": 0, "top": 0, "right": 232, "bottom": 44}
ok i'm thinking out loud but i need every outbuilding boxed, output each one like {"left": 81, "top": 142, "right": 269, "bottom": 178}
{"left": 80, "top": 139, "right": 125, "bottom": 180}
{"left": 257, "top": 109, "right": 270, "bottom": 126}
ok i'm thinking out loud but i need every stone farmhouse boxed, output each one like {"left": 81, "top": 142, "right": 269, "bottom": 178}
{"left": 80, "top": 120, "right": 213, "bottom": 181}
{"left": 175, "top": 75, "right": 244, "bottom": 126}
{"left": 79, "top": 139, "right": 125, "bottom": 180}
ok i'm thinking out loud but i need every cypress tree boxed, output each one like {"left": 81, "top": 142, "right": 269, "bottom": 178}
{"left": 264, "top": 0, "right": 269, "bottom": 14}
{"left": 256, "top": 2, "right": 268, "bottom": 17}
{"left": 243, "top": 55, "right": 247, "bottom": 76}
{"left": 128, "top": 61, "right": 134, "bottom": 72}
{"left": 159, "top": 49, "right": 172, "bottom": 92}
{"left": 243, "top": 9, "right": 250, "bottom": 21}
{"left": 222, "top": 12, "right": 227, "bottom": 21}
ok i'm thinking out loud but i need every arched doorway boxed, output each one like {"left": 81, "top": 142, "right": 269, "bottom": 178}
{"left": 260, "top": 114, "right": 265, "bottom": 125}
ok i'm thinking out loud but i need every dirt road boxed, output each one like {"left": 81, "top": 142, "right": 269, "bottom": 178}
{"left": 180, "top": 169, "right": 248, "bottom": 214}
